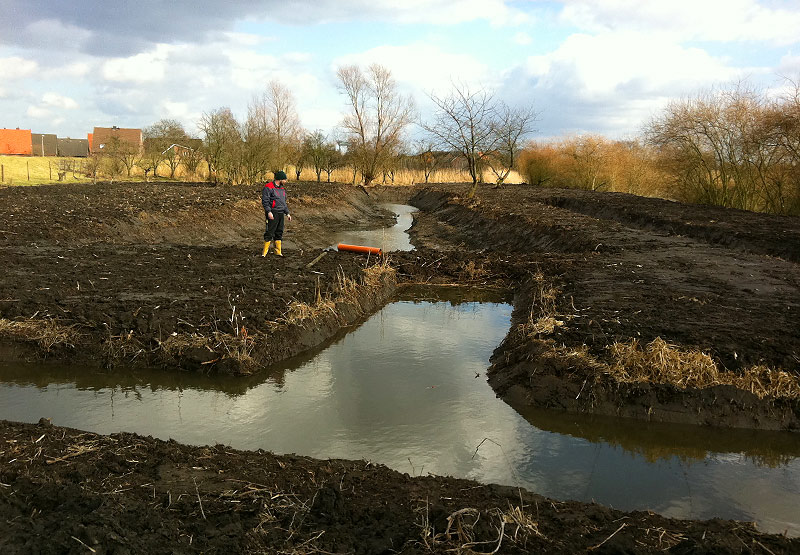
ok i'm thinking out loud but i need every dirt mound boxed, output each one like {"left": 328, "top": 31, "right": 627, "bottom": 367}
{"left": 528, "top": 187, "right": 800, "bottom": 262}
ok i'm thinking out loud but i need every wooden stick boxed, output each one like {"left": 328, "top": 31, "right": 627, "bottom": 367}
{"left": 193, "top": 477, "right": 206, "bottom": 520}
{"left": 306, "top": 251, "right": 327, "bottom": 269}
{"left": 589, "top": 523, "right": 627, "bottom": 551}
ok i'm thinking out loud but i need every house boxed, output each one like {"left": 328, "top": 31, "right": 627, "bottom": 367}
{"left": 0, "top": 128, "right": 33, "bottom": 155}
{"left": 57, "top": 138, "right": 90, "bottom": 157}
{"left": 32, "top": 133, "right": 58, "bottom": 156}
{"left": 90, "top": 126, "right": 143, "bottom": 154}
{"left": 165, "top": 138, "right": 203, "bottom": 157}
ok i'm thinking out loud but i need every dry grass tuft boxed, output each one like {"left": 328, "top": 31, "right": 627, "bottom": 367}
{"left": 362, "top": 256, "right": 396, "bottom": 287}
{"left": 526, "top": 316, "right": 565, "bottom": 336}
{"left": 0, "top": 318, "right": 81, "bottom": 352}
{"left": 283, "top": 298, "right": 336, "bottom": 326}
{"left": 416, "top": 501, "right": 544, "bottom": 554}
{"left": 461, "top": 260, "right": 488, "bottom": 281}
{"left": 608, "top": 338, "right": 800, "bottom": 399}
{"left": 521, "top": 272, "right": 562, "bottom": 337}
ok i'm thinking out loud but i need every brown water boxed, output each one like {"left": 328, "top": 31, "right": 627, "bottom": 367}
{"left": 1, "top": 289, "right": 798, "bottom": 536}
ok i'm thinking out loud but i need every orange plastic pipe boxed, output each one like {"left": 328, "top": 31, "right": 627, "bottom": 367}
{"left": 337, "top": 243, "right": 383, "bottom": 255}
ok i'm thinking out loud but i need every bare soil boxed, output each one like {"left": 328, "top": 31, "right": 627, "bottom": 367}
{"left": 0, "top": 181, "right": 400, "bottom": 372}
{"left": 1, "top": 180, "right": 799, "bottom": 552}
{"left": 409, "top": 185, "right": 800, "bottom": 431}
{"left": 2, "top": 419, "right": 797, "bottom": 554}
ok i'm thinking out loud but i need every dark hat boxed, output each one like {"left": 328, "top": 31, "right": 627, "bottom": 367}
{"left": 274, "top": 170, "right": 288, "bottom": 181}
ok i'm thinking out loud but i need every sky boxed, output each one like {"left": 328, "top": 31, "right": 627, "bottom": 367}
{"left": 1, "top": 0, "right": 799, "bottom": 142}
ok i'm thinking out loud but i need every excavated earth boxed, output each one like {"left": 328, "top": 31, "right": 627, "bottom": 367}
{"left": 1, "top": 180, "right": 799, "bottom": 553}
{"left": 409, "top": 185, "right": 800, "bottom": 432}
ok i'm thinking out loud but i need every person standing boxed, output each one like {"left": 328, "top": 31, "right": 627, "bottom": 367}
{"left": 262, "top": 170, "right": 292, "bottom": 257}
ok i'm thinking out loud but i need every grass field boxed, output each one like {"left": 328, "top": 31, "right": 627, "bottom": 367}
{"left": 0, "top": 156, "right": 93, "bottom": 186}
{"left": 1, "top": 155, "right": 523, "bottom": 187}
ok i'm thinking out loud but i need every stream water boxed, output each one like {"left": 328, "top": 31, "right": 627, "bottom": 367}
{"left": 1, "top": 290, "right": 798, "bottom": 535}
{"left": 2, "top": 205, "right": 798, "bottom": 536}
{"left": 333, "top": 203, "right": 416, "bottom": 252}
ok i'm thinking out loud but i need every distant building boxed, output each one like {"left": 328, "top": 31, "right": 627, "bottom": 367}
{"left": 31, "top": 133, "right": 58, "bottom": 156}
{"left": 90, "top": 126, "right": 143, "bottom": 154}
{"left": 57, "top": 138, "right": 89, "bottom": 157}
{"left": 0, "top": 128, "right": 33, "bottom": 155}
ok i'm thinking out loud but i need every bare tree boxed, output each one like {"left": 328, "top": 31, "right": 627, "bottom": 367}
{"left": 411, "top": 139, "right": 439, "bottom": 183}
{"left": 180, "top": 143, "right": 205, "bottom": 180}
{"left": 199, "top": 107, "right": 242, "bottom": 184}
{"left": 105, "top": 135, "right": 140, "bottom": 177}
{"left": 262, "top": 80, "right": 302, "bottom": 171}
{"left": 337, "top": 64, "right": 414, "bottom": 186}
{"left": 303, "top": 130, "right": 328, "bottom": 182}
{"left": 322, "top": 142, "right": 342, "bottom": 183}
{"left": 422, "top": 83, "right": 498, "bottom": 188}
{"left": 645, "top": 83, "right": 778, "bottom": 211}
{"left": 561, "top": 135, "right": 610, "bottom": 191}
{"left": 144, "top": 119, "right": 191, "bottom": 179}
{"left": 486, "top": 103, "right": 539, "bottom": 184}
{"left": 242, "top": 96, "right": 276, "bottom": 185}
{"left": 286, "top": 132, "right": 306, "bottom": 180}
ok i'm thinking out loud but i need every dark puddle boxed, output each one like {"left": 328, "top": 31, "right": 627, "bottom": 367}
{"left": 0, "top": 286, "right": 798, "bottom": 536}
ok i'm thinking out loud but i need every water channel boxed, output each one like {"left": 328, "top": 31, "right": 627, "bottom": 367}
{"left": 333, "top": 203, "right": 416, "bottom": 252}
{"left": 1, "top": 205, "right": 798, "bottom": 536}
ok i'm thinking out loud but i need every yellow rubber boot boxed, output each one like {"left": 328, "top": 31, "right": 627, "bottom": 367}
{"left": 262, "top": 241, "right": 271, "bottom": 257}
{"left": 275, "top": 240, "right": 283, "bottom": 256}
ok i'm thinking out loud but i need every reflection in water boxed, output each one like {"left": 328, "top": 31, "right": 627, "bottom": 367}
{"left": 334, "top": 203, "right": 416, "bottom": 252}
{"left": 0, "top": 293, "right": 798, "bottom": 536}
{"left": 516, "top": 406, "right": 800, "bottom": 468}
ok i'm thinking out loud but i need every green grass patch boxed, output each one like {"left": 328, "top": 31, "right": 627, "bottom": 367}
{"left": 0, "top": 156, "right": 93, "bottom": 186}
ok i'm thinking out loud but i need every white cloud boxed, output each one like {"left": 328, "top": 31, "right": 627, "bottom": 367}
{"left": 558, "top": 0, "right": 800, "bottom": 45}
{"left": 523, "top": 32, "right": 742, "bottom": 99}
{"left": 159, "top": 101, "right": 202, "bottom": 127}
{"left": 0, "top": 87, "right": 6, "bottom": 99}
{"left": 222, "top": 31, "right": 276, "bottom": 47}
{"left": 47, "top": 62, "right": 92, "bottom": 78}
{"left": 26, "top": 105, "right": 51, "bottom": 119}
{"left": 334, "top": 43, "right": 490, "bottom": 96}
{"left": 368, "top": 0, "right": 527, "bottom": 26}
{"left": 255, "top": 0, "right": 528, "bottom": 27}
{"left": 42, "top": 92, "right": 78, "bottom": 110}
{"left": 102, "top": 44, "right": 172, "bottom": 83}
{"left": 502, "top": 31, "right": 749, "bottom": 137}
{"left": 23, "top": 18, "right": 93, "bottom": 50}
{"left": 777, "top": 53, "right": 800, "bottom": 76}
{"left": 0, "top": 56, "right": 38, "bottom": 79}
{"left": 283, "top": 52, "right": 313, "bottom": 65}
{"left": 227, "top": 50, "right": 281, "bottom": 89}
{"left": 513, "top": 32, "right": 532, "bottom": 46}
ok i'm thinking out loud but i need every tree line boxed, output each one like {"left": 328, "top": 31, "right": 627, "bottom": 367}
{"left": 518, "top": 79, "right": 800, "bottom": 215}
{"left": 92, "top": 66, "right": 800, "bottom": 216}
{"left": 93, "top": 64, "right": 539, "bottom": 191}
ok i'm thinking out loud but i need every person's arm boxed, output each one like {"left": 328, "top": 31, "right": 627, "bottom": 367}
{"left": 262, "top": 185, "right": 275, "bottom": 219}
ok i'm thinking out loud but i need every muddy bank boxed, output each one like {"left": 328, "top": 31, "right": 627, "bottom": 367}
{"left": 2, "top": 419, "right": 797, "bottom": 554}
{"left": 0, "top": 181, "right": 404, "bottom": 373}
{"left": 410, "top": 185, "right": 800, "bottom": 431}
{"left": 527, "top": 187, "right": 800, "bottom": 262}
{"left": 2, "top": 179, "right": 799, "bottom": 428}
